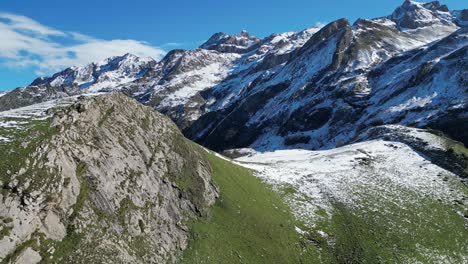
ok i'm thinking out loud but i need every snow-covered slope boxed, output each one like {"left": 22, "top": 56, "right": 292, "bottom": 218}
{"left": 236, "top": 125, "right": 468, "bottom": 262}
{"left": 390, "top": 0, "right": 455, "bottom": 29}
{"left": 32, "top": 53, "right": 156, "bottom": 92}
{"left": 0, "top": 54, "right": 155, "bottom": 111}
{"left": 186, "top": 3, "right": 466, "bottom": 151}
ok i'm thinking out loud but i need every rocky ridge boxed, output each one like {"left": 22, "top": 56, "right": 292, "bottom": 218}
{"left": 0, "top": 94, "right": 218, "bottom": 263}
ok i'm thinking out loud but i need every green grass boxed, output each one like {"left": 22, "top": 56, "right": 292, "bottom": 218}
{"left": 309, "top": 184, "right": 468, "bottom": 263}
{"left": 179, "top": 152, "right": 320, "bottom": 264}
{"left": 0, "top": 226, "right": 12, "bottom": 239}
{"left": 444, "top": 137, "right": 468, "bottom": 159}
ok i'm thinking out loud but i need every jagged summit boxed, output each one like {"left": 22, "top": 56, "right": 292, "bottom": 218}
{"left": 451, "top": 9, "right": 468, "bottom": 26}
{"left": 199, "top": 30, "right": 262, "bottom": 53}
{"left": 389, "top": 0, "right": 456, "bottom": 29}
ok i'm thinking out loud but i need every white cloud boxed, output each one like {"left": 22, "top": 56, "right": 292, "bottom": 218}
{"left": 160, "top": 40, "right": 206, "bottom": 49}
{"left": 0, "top": 12, "right": 65, "bottom": 37}
{"left": 314, "top": 21, "right": 327, "bottom": 28}
{"left": 0, "top": 12, "right": 166, "bottom": 76}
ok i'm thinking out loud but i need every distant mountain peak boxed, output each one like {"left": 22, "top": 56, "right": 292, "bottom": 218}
{"left": 199, "top": 30, "right": 262, "bottom": 54}
{"left": 390, "top": 0, "right": 455, "bottom": 29}
{"left": 400, "top": 1, "right": 449, "bottom": 12}
{"left": 421, "top": 1, "right": 449, "bottom": 12}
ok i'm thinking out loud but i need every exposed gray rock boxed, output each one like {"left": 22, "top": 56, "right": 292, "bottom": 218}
{"left": 221, "top": 148, "right": 257, "bottom": 159}
{"left": 0, "top": 94, "right": 218, "bottom": 263}
{"left": 0, "top": 84, "right": 82, "bottom": 112}
{"left": 13, "top": 247, "right": 41, "bottom": 264}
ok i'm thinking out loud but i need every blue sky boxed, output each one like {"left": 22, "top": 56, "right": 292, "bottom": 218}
{"left": 0, "top": 0, "right": 466, "bottom": 91}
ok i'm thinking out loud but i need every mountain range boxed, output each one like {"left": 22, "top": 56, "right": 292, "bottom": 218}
{"left": 0, "top": 1, "right": 467, "bottom": 263}
{"left": 1, "top": 0, "right": 466, "bottom": 152}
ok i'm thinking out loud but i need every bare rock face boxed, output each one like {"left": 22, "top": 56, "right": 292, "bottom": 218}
{"left": 0, "top": 94, "right": 218, "bottom": 263}
{"left": 13, "top": 247, "right": 41, "bottom": 264}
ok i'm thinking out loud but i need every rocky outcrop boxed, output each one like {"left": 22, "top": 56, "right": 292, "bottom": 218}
{"left": 0, "top": 84, "right": 82, "bottom": 112}
{"left": 0, "top": 94, "right": 218, "bottom": 263}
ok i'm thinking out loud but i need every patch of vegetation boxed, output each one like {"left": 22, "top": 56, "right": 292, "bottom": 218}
{"left": 277, "top": 183, "right": 298, "bottom": 197}
{"left": 0, "top": 238, "right": 37, "bottom": 264}
{"left": 426, "top": 131, "right": 468, "bottom": 177}
{"left": 98, "top": 105, "right": 115, "bottom": 127}
{"left": 444, "top": 138, "right": 468, "bottom": 159}
{"left": 0, "top": 117, "right": 58, "bottom": 187}
{"left": 0, "top": 229, "right": 87, "bottom": 264}
{"left": 116, "top": 197, "right": 141, "bottom": 225}
{"left": 311, "top": 186, "right": 468, "bottom": 263}
{"left": 180, "top": 151, "right": 321, "bottom": 263}
{"left": 128, "top": 236, "right": 152, "bottom": 260}
{"left": 0, "top": 225, "right": 12, "bottom": 239}
{"left": 44, "top": 231, "right": 85, "bottom": 263}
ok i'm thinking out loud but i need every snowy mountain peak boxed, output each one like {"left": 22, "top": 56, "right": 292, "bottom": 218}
{"left": 451, "top": 9, "right": 468, "bottom": 26}
{"left": 200, "top": 30, "right": 262, "bottom": 54}
{"left": 390, "top": 0, "right": 456, "bottom": 29}
{"left": 30, "top": 76, "right": 48, "bottom": 86}
{"left": 421, "top": 1, "right": 449, "bottom": 12}
{"left": 1, "top": 0, "right": 466, "bottom": 151}
{"left": 28, "top": 53, "right": 156, "bottom": 92}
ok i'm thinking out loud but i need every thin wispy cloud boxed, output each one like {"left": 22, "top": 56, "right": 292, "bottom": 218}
{"left": 160, "top": 40, "right": 206, "bottom": 49}
{"left": 0, "top": 12, "right": 167, "bottom": 76}
{"left": 314, "top": 21, "right": 327, "bottom": 28}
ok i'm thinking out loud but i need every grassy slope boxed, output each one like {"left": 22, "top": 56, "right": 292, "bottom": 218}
{"left": 180, "top": 142, "right": 468, "bottom": 263}
{"left": 232, "top": 137, "right": 468, "bottom": 263}
{"left": 314, "top": 188, "right": 468, "bottom": 263}
{"left": 180, "top": 153, "right": 321, "bottom": 264}
{"left": 296, "top": 158, "right": 468, "bottom": 262}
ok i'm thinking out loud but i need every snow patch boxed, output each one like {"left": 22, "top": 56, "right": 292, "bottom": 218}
{"left": 237, "top": 140, "right": 463, "bottom": 226}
